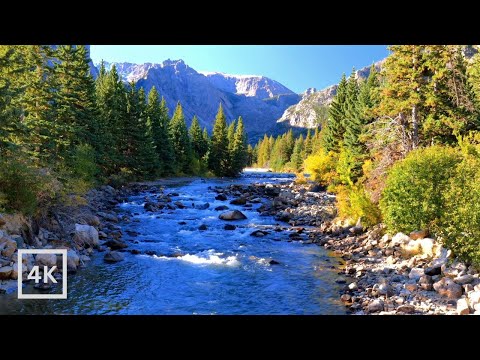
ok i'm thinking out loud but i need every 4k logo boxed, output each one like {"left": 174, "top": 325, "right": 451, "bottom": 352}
{"left": 17, "top": 249, "right": 68, "bottom": 299}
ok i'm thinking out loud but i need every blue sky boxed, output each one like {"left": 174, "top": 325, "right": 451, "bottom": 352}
{"left": 90, "top": 45, "right": 389, "bottom": 94}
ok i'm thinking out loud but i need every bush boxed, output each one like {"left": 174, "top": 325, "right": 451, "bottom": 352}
{"left": 437, "top": 145, "right": 480, "bottom": 265}
{"left": 0, "top": 153, "right": 60, "bottom": 215}
{"left": 336, "top": 185, "right": 381, "bottom": 227}
{"left": 304, "top": 151, "right": 338, "bottom": 186}
{"left": 294, "top": 172, "right": 308, "bottom": 185}
{"left": 380, "top": 145, "right": 461, "bottom": 234}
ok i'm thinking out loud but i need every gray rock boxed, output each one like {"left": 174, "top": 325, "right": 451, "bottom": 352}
{"left": 424, "top": 265, "right": 442, "bottom": 276}
{"left": 348, "top": 282, "right": 358, "bottom": 291}
{"left": 1, "top": 238, "right": 17, "bottom": 258}
{"left": 0, "top": 266, "right": 13, "bottom": 280}
{"left": 73, "top": 224, "right": 99, "bottom": 247}
{"left": 105, "top": 239, "right": 128, "bottom": 250}
{"left": 198, "top": 224, "right": 208, "bottom": 231}
{"left": 250, "top": 230, "right": 268, "bottom": 237}
{"left": 195, "top": 203, "right": 210, "bottom": 210}
{"left": 83, "top": 214, "right": 101, "bottom": 227}
{"left": 454, "top": 274, "right": 474, "bottom": 285}
{"left": 368, "top": 299, "right": 384, "bottom": 313}
{"left": 97, "top": 212, "right": 118, "bottom": 223}
{"left": 433, "top": 277, "right": 463, "bottom": 299}
{"left": 215, "top": 205, "right": 229, "bottom": 211}
{"left": 457, "top": 298, "right": 470, "bottom": 315}
{"left": 409, "top": 268, "right": 424, "bottom": 280}
{"left": 396, "top": 304, "right": 416, "bottom": 314}
{"left": 67, "top": 249, "right": 80, "bottom": 271}
{"left": 230, "top": 197, "right": 247, "bottom": 205}
{"left": 219, "top": 210, "right": 247, "bottom": 221}
{"left": 215, "top": 194, "right": 227, "bottom": 201}
{"left": 418, "top": 275, "right": 434, "bottom": 291}
{"left": 35, "top": 254, "right": 57, "bottom": 268}
{"left": 104, "top": 251, "right": 125, "bottom": 263}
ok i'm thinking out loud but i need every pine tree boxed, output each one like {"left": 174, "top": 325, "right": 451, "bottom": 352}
{"left": 51, "top": 45, "right": 98, "bottom": 164}
{"left": 208, "top": 103, "right": 229, "bottom": 176}
{"left": 303, "top": 129, "right": 313, "bottom": 157}
{"left": 290, "top": 135, "right": 305, "bottom": 172}
{"left": 158, "top": 97, "right": 175, "bottom": 175}
{"left": 324, "top": 74, "right": 348, "bottom": 153}
{"left": 229, "top": 116, "right": 247, "bottom": 176}
{"left": 189, "top": 115, "right": 204, "bottom": 159}
{"left": 95, "top": 62, "right": 126, "bottom": 175}
{"left": 169, "top": 102, "right": 192, "bottom": 174}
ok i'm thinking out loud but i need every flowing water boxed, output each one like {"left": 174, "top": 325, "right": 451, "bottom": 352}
{"left": 0, "top": 171, "right": 345, "bottom": 314}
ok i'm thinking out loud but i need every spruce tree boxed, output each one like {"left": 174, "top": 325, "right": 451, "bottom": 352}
{"left": 208, "top": 103, "right": 229, "bottom": 176}
{"left": 290, "top": 135, "right": 305, "bottom": 172}
{"left": 230, "top": 116, "right": 247, "bottom": 176}
{"left": 169, "top": 102, "right": 192, "bottom": 174}
{"left": 190, "top": 115, "right": 206, "bottom": 159}
{"left": 158, "top": 97, "right": 175, "bottom": 175}
{"left": 324, "top": 74, "right": 348, "bottom": 153}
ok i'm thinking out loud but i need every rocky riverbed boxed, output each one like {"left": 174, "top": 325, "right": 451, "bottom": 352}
{"left": 2, "top": 173, "right": 479, "bottom": 315}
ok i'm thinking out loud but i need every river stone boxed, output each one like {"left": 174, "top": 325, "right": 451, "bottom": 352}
{"left": 1, "top": 238, "right": 17, "bottom": 258}
{"left": 409, "top": 267, "right": 424, "bottom": 280}
{"left": 396, "top": 304, "right": 416, "bottom": 314}
{"left": 35, "top": 254, "right": 57, "bottom": 268}
{"left": 67, "top": 249, "right": 80, "bottom": 271}
{"left": 215, "top": 194, "right": 227, "bottom": 201}
{"left": 457, "top": 298, "right": 470, "bottom": 315}
{"left": 97, "top": 212, "right": 118, "bottom": 223}
{"left": 368, "top": 299, "right": 384, "bottom": 313}
{"left": 74, "top": 224, "right": 99, "bottom": 247}
{"left": 83, "top": 214, "right": 100, "bottom": 227}
{"left": 224, "top": 224, "right": 236, "bottom": 230}
{"left": 104, "top": 251, "right": 125, "bottom": 263}
{"left": 195, "top": 203, "right": 210, "bottom": 210}
{"left": 230, "top": 197, "right": 247, "bottom": 205}
{"left": 105, "top": 239, "right": 127, "bottom": 250}
{"left": 425, "top": 264, "right": 442, "bottom": 276}
{"left": 198, "top": 224, "right": 208, "bottom": 231}
{"left": 409, "top": 230, "right": 428, "bottom": 240}
{"left": 454, "top": 274, "right": 474, "bottom": 285}
{"left": 433, "top": 277, "right": 463, "bottom": 299}
{"left": 215, "top": 205, "right": 229, "bottom": 211}
{"left": 219, "top": 210, "right": 247, "bottom": 221}
{"left": 250, "top": 230, "right": 268, "bottom": 237}
{"left": 0, "top": 266, "right": 13, "bottom": 280}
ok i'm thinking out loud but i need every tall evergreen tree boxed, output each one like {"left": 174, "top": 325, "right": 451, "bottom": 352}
{"left": 169, "top": 102, "right": 192, "bottom": 174}
{"left": 208, "top": 103, "right": 229, "bottom": 176}
{"left": 290, "top": 135, "right": 305, "bottom": 172}
{"left": 229, "top": 116, "right": 248, "bottom": 176}
{"left": 324, "top": 74, "right": 348, "bottom": 152}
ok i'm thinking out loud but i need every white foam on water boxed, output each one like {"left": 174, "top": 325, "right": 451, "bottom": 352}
{"left": 154, "top": 249, "right": 241, "bottom": 267}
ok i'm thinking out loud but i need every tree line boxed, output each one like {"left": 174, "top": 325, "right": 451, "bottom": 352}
{"left": 0, "top": 45, "right": 248, "bottom": 214}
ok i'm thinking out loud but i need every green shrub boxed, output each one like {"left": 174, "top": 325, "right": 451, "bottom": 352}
{"left": 336, "top": 184, "right": 381, "bottom": 227}
{"left": 437, "top": 147, "right": 480, "bottom": 265}
{"left": 380, "top": 145, "right": 461, "bottom": 234}
{"left": 0, "top": 153, "right": 60, "bottom": 215}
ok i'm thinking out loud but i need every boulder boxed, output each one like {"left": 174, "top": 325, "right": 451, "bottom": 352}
{"left": 0, "top": 266, "right": 13, "bottom": 280}
{"left": 230, "top": 197, "right": 247, "bottom": 205}
{"left": 409, "top": 268, "right": 425, "bottom": 280}
{"left": 425, "top": 264, "right": 442, "bottom": 276}
{"left": 67, "top": 249, "right": 80, "bottom": 271}
{"left": 433, "top": 277, "right": 463, "bottom": 299}
{"left": 105, "top": 239, "right": 127, "bottom": 250}
{"left": 454, "top": 274, "right": 474, "bottom": 285}
{"left": 391, "top": 232, "right": 411, "bottom": 246}
{"left": 224, "top": 224, "right": 236, "bottom": 230}
{"left": 1, "top": 238, "right": 17, "bottom": 258}
{"left": 367, "top": 299, "right": 384, "bottom": 313}
{"left": 269, "top": 259, "right": 280, "bottom": 265}
{"left": 219, "top": 210, "right": 247, "bottom": 221}
{"left": 73, "top": 224, "right": 99, "bottom": 247}
{"left": 409, "top": 230, "right": 428, "bottom": 240}
{"left": 195, "top": 203, "right": 210, "bottom": 210}
{"left": 83, "top": 214, "right": 100, "bottom": 227}
{"left": 396, "top": 304, "right": 416, "bottom": 314}
{"left": 198, "top": 224, "right": 208, "bottom": 231}
{"left": 457, "top": 298, "right": 470, "bottom": 315}
{"left": 97, "top": 212, "right": 118, "bottom": 223}
{"left": 250, "top": 230, "right": 268, "bottom": 237}
{"left": 418, "top": 275, "right": 434, "bottom": 291}
{"left": 35, "top": 254, "right": 57, "bottom": 268}
{"left": 215, "top": 194, "right": 228, "bottom": 201}
{"left": 215, "top": 206, "right": 229, "bottom": 211}
{"left": 104, "top": 251, "right": 125, "bottom": 263}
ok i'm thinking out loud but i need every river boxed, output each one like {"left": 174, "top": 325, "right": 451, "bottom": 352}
{"left": 0, "top": 171, "right": 345, "bottom": 314}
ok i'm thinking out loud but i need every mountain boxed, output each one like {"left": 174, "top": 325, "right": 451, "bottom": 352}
{"left": 276, "top": 60, "right": 385, "bottom": 129}
{"left": 98, "top": 60, "right": 300, "bottom": 142}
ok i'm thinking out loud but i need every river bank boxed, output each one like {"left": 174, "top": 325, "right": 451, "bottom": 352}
{"left": 223, "top": 179, "right": 480, "bottom": 315}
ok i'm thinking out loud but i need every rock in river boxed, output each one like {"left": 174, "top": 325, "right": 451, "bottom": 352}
{"left": 224, "top": 224, "right": 236, "bottom": 230}
{"left": 215, "top": 205, "right": 229, "bottom": 211}
{"left": 104, "top": 251, "right": 125, "bottom": 263}
{"left": 215, "top": 194, "right": 227, "bottom": 201}
{"left": 219, "top": 210, "right": 247, "bottom": 221}
{"left": 230, "top": 197, "right": 247, "bottom": 205}
{"left": 73, "top": 224, "right": 99, "bottom": 247}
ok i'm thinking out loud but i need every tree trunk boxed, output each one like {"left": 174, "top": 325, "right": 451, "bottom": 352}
{"left": 412, "top": 104, "right": 418, "bottom": 149}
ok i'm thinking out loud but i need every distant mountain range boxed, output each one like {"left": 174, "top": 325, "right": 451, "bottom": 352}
{"left": 92, "top": 54, "right": 385, "bottom": 142}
